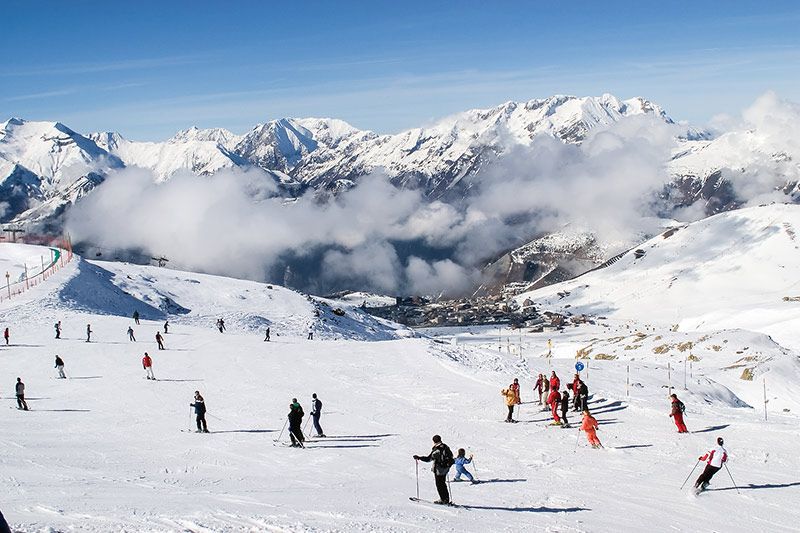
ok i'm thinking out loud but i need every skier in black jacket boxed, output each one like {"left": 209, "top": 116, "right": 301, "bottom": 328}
{"left": 190, "top": 391, "right": 208, "bottom": 433}
{"left": 560, "top": 389, "right": 571, "bottom": 427}
{"left": 288, "top": 398, "right": 305, "bottom": 447}
{"left": 55, "top": 355, "right": 66, "bottom": 379}
{"left": 15, "top": 377, "right": 28, "bottom": 410}
{"left": 310, "top": 393, "right": 325, "bottom": 437}
{"left": 413, "top": 435, "right": 454, "bottom": 504}
{"left": 576, "top": 380, "right": 589, "bottom": 412}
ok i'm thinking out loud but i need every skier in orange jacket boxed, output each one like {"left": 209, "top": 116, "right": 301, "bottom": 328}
{"left": 580, "top": 410, "right": 602, "bottom": 448}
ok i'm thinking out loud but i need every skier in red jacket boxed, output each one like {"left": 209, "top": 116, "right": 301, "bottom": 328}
{"left": 550, "top": 371, "right": 560, "bottom": 393}
{"left": 547, "top": 388, "right": 561, "bottom": 425}
{"left": 142, "top": 352, "right": 155, "bottom": 380}
{"left": 669, "top": 394, "right": 689, "bottom": 433}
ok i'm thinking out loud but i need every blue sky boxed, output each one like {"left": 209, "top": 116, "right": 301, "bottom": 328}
{"left": 2, "top": 1, "right": 799, "bottom": 140}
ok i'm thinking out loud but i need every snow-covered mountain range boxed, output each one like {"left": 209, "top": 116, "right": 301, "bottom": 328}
{"left": 1, "top": 94, "right": 718, "bottom": 226}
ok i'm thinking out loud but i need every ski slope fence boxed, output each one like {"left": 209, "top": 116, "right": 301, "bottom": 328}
{"left": 0, "top": 234, "right": 73, "bottom": 303}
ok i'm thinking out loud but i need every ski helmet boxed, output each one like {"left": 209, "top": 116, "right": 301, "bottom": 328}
{"left": 717, "top": 437, "right": 724, "bottom": 445}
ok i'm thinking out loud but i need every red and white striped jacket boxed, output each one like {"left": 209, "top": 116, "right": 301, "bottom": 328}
{"left": 699, "top": 445, "right": 728, "bottom": 468}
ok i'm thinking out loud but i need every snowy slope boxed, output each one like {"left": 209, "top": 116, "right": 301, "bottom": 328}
{"left": 515, "top": 204, "right": 800, "bottom": 324}
{"left": 0, "top": 244, "right": 799, "bottom": 531}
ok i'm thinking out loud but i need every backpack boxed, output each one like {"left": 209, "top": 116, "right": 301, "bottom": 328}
{"left": 678, "top": 401, "right": 686, "bottom": 413}
{"left": 435, "top": 444, "right": 455, "bottom": 469}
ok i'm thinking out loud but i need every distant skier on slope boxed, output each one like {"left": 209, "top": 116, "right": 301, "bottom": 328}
{"left": 54, "top": 320, "right": 62, "bottom": 339}
{"left": 670, "top": 393, "right": 689, "bottom": 433}
{"left": 580, "top": 410, "right": 601, "bottom": 448}
{"left": 534, "top": 373, "right": 545, "bottom": 405}
{"left": 694, "top": 437, "right": 728, "bottom": 492}
{"left": 128, "top": 326, "right": 136, "bottom": 342}
{"left": 3, "top": 327, "right": 8, "bottom": 345}
{"left": 571, "top": 373, "right": 581, "bottom": 411}
{"left": 15, "top": 377, "right": 28, "bottom": 410}
{"left": 576, "top": 380, "right": 589, "bottom": 412}
{"left": 216, "top": 318, "right": 226, "bottom": 333}
{"left": 288, "top": 398, "right": 305, "bottom": 447}
{"left": 86, "top": 324, "right": 92, "bottom": 343}
{"left": 453, "top": 448, "right": 476, "bottom": 483}
{"left": 307, "top": 326, "right": 314, "bottom": 340}
{"left": 142, "top": 352, "right": 155, "bottom": 380}
{"left": 163, "top": 321, "right": 169, "bottom": 334}
{"left": 547, "top": 387, "right": 561, "bottom": 425}
{"left": 55, "top": 354, "right": 66, "bottom": 379}
{"left": 155, "top": 331, "right": 165, "bottom": 350}
{"left": 310, "top": 393, "right": 325, "bottom": 437}
{"left": 264, "top": 327, "right": 270, "bottom": 342}
{"left": 501, "top": 385, "right": 517, "bottom": 422}
{"left": 510, "top": 378, "right": 521, "bottom": 405}
{"left": 560, "top": 389, "right": 571, "bottom": 427}
{"left": 190, "top": 391, "right": 209, "bottom": 433}
{"left": 413, "top": 435, "right": 455, "bottom": 505}
{"left": 549, "top": 371, "right": 560, "bottom": 392}
{"left": 133, "top": 310, "right": 140, "bottom": 325}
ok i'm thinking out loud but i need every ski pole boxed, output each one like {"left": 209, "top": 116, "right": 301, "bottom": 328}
{"left": 680, "top": 460, "right": 701, "bottom": 490}
{"left": 303, "top": 416, "right": 311, "bottom": 434}
{"left": 724, "top": 463, "right": 740, "bottom": 494}
{"left": 415, "top": 459, "right": 420, "bottom": 499}
{"left": 472, "top": 455, "right": 478, "bottom": 481}
{"left": 574, "top": 429, "right": 581, "bottom": 452}
{"left": 274, "top": 419, "right": 288, "bottom": 442}
{"left": 189, "top": 406, "right": 193, "bottom": 430}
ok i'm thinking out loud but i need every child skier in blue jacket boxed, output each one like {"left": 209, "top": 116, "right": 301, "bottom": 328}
{"left": 453, "top": 448, "right": 477, "bottom": 483}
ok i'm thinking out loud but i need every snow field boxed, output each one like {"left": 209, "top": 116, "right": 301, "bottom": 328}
{"left": 0, "top": 247, "right": 798, "bottom": 531}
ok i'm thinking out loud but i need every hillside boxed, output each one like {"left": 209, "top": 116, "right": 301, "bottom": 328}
{"left": 0, "top": 243, "right": 799, "bottom": 531}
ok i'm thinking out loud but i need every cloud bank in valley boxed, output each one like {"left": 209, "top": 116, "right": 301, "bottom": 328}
{"left": 65, "top": 114, "right": 682, "bottom": 295}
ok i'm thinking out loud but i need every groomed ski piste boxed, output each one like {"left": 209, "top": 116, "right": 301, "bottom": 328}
{"left": 2, "top": 205, "right": 800, "bottom": 532}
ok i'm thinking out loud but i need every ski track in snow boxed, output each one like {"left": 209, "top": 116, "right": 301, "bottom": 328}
{"left": 0, "top": 245, "right": 799, "bottom": 531}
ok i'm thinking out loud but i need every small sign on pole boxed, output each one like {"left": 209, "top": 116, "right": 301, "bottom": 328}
{"left": 575, "top": 361, "right": 585, "bottom": 372}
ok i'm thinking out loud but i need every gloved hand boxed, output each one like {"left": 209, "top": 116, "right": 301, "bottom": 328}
{"left": 413, "top": 455, "right": 420, "bottom": 460}
{"left": 698, "top": 456, "right": 703, "bottom": 461}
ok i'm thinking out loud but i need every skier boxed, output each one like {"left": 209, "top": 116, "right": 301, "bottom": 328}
{"left": 549, "top": 371, "right": 560, "bottom": 392}
{"left": 3, "top": 327, "right": 8, "bottom": 345}
{"left": 413, "top": 435, "right": 455, "bottom": 505}
{"left": 288, "top": 398, "right": 305, "bottom": 447}
{"left": 453, "top": 448, "right": 476, "bottom": 483}
{"left": 510, "top": 377, "right": 521, "bottom": 405}
{"left": 55, "top": 354, "right": 66, "bottom": 379}
{"left": 576, "top": 380, "right": 589, "bottom": 412}
{"left": 307, "top": 326, "right": 314, "bottom": 340}
{"left": 15, "top": 377, "right": 28, "bottom": 410}
{"left": 580, "top": 410, "right": 602, "bottom": 448}
{"left": 571, "top": 373, "right": 581, "bottom": 411}
{"left": 310, "top": 392, "right": 325, "bottom": 437}
{"left": 694, "top": 437, "right": 728, "bottom": 491}
{"left": 547, "top": 387, "right": 561, "bottom": 425}
{"left": 133, "top": 310, "right": 140, "bottom": 325}
{"left": 164, "top": 321, "right": 169, "bottom": 334}
{"left": 560, "top": 389, "right": 571, "bottom": 427}
{"left": 669, "top": 393, "right": 689, "bottom": 433}
{"left": 128, "top": 326, "right": 136, "bottom": 342}
{"left": 264, "top": 327, "right": 270, "bottom": 342}
{"left": 190, "top": 391, "right": 209, "bottom": 433}
{"left": 534, "top": 373, "right": 545, "bottom": 405}
{"left": 216, "top": 318, "right": 226, "bottom": 333}
{"left": 142, "top": 352, "right": 155, "bottom": 380}
{"left": 86, "top": 324, "right": 92, "bottom": 342}
{"left": 155, "top": 331, "right": 165, "bottom": 350}
{"left": 501, "top": 385, "right": 517, "bottom": 422}
{"left": 54, "top": 320, "right": 62, "bottom": 339}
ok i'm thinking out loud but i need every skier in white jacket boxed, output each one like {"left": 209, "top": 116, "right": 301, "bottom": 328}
{"left": 694, "top": 437, "right": 728, "bottom": 491}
